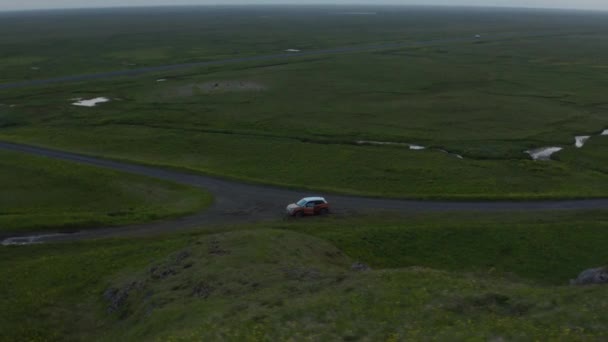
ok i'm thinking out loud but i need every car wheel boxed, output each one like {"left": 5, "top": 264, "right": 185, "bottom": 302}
{"left": 319, "top": 208, "right": 329, "bottom": 216}
{"left": 295, "top": 211, "right": 304, "bottom": 218}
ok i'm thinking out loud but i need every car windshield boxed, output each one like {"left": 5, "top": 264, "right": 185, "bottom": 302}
{"left": 296, "top": 199, "right": 308, "bottom": 206}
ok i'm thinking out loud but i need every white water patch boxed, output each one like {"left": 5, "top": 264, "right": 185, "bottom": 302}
{"left": 575, "top": 136, "right": 591, "bottom": 148}
{"left": 525, "top": 147, "right": 563, "bottom": 161}
{"left": 156, "top": 79, "right": 167, "bottom": 82}
{"left": 355, "top": 140, "right": 466, "bottom": 158}
{"left": 602, "top": 129, "right": 608, "bottom": 136}
{"left": 285, "top": 49, "right": 301, "bottom": 53}
{"left": 357, "top": 140, "right": 425, "bottom": 150}
{"left": 30, "top": 66, "right": 40, "bottom": 70}
{"left": 439, "top": 149, "right": 464, "bottom": 159}
{"left": 357, "top": 140, "right": 409, "bottom": 147}
{"left": 72, "top": 97, "right": 110, "bottom": 107}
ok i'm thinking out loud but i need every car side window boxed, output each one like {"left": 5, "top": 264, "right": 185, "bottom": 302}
{"left": 306, "top": 202, "right": 314, "bottom": 208}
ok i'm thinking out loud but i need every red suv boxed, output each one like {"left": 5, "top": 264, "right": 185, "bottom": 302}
{"left": 286, "top": 197, "right": 330, "bottom": 217}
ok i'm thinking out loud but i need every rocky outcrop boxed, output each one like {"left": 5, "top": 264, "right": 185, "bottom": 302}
{"left": 570, "top": 267, "right": 608, "bottom": 285}
{"left": 351, "top": 262, "right": 371, "bottom": 272}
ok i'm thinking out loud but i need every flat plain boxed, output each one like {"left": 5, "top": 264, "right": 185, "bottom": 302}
{"left": 1, "top": 7, "right": 608, "bottom": 198}
{"left": 1, "top": 6, "right": 608, "bottom": 341}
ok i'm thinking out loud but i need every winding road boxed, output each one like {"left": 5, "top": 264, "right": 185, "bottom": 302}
{"left": 2, "top": 31, "right": 606, "bottom": 245}
{"left": 1, "top": 141, "right": 607, "bottom": 245}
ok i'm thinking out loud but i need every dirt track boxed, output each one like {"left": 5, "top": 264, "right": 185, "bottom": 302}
{"left": 1, "top": 141, "right": 607, "bottom": 245}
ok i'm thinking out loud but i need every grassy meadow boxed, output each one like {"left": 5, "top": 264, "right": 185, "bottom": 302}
{"left": 2, "top": 7, "right": 608, "bottom": 340}
{"left": 2, "top": 6, "right": 606, "bottom": 83}
{"left": 0, "top": 149, "right": 211, "bottom": 234}
{"left": 1, "top": 13, "right": 608, "bottom": 198}
{"left": 2, "top": 211, "right": 608, "bottom": 340}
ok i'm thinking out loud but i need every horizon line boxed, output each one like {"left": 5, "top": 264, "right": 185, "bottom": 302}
{"left": 1, "top": 3, "right": 607, "bottom": 14}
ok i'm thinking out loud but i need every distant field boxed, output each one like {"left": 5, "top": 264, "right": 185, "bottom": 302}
{"left": 2, "top": 6, "right": 607, "bottom": 83}
{"left": 0, "top": 149, "right": 211, "bottom": 233}
{"left": 1, "top": 6, "right": 607, "bottom": 198}
{"left": 2, "top": 211, "right": 608, "bottom": 340}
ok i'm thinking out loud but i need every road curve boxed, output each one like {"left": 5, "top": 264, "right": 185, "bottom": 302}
{"left": 1, "top": 141, "right": 607, "bottom": 245}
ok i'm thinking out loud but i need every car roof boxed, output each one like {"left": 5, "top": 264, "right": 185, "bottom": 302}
{"left": 300, "top": 196, "right": 326, "bottom": 202}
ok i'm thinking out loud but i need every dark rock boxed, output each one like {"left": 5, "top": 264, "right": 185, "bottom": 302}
{"left": 148, "top": 250, "right": 191, "bottom": 280}
{"left": 150, "top": 266, "right": 177, "bottom": 280}
{"left": 571, "top": 267, "right": 608, "bottom": 285}
{"left": 351, "top": 262, "right": 371, "bottom": 272}
{"left": 175, "top": 250, "right": 191, "bottom": 263}
{"left": 103, "top": 281, "right": 141, "bottom": 314}
{"left": 193, "top": 282, "right": 213, "bottom": 298}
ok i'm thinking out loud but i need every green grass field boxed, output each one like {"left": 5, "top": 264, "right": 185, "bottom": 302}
{"left": 2, "top": 6, "right": 608, "bottom": 340}
{"left": 2, "top": 211, "right": 608, "bottom": 341}
{"left": 2, "top": 25, "right": 608, "bottom": 198}
{"left": 2, "top": 6, "right": 606, "bottom": 83}
{"left": 0, "top": 149, "right": 211, "bottom": 233}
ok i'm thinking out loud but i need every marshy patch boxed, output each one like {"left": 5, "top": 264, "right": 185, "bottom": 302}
{"left": 71, "top": 97, "right": 110, "bottom": 107}
{"left": 356, "top": 140, "right": 426, "bottom": 151}
{"left": 356, "top": 140, "right": 465, "bottom": 159}
{"left": 525, "top": 128, "right": 605, "bottom": 160}
{"left": 525, "top": 147, "right": 563, "bottom": 161}
{"left": 169, "top": 81, "right": 267, "bottom": 97}
{"left": 575, "top": 136, "right": 591, "bottom": 148}
{"left": 439, "top": 149, "right": 464, "bottom": 159}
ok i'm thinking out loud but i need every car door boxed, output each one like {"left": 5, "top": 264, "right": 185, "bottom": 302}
{"left": 304, "top": 201, "right": 315, "bottom": 215}
{"left": 312, "top": 200, "right": 324, "bottom": 214}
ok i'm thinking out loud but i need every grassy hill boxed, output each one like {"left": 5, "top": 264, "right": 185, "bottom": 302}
{"left": 2, "top": 211, "right": 608, "bottom": 340}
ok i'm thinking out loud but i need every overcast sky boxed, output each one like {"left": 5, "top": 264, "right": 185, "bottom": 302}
{"left": 1, "top": 0, "right": 608, "bottom": 12}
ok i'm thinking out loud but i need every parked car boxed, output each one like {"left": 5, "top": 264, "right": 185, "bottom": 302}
{"left": 286, "top": 197, "right": 330, "bottom": 217}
